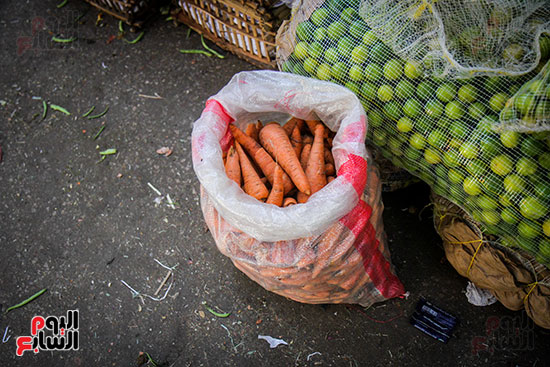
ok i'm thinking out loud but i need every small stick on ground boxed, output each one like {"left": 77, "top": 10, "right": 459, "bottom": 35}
{"left": 154, "top": 271, "right": 172, "bottom": 297}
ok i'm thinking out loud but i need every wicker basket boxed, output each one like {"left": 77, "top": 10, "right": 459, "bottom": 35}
{"left": 173, "top": 0, "right": 289, "bottom": 68}
{"left": 84, "top": 0, "right": 160, "bottom": 28}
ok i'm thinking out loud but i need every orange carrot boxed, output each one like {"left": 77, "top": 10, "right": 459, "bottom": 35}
{"left": 326, "top": 137, "right": 333, "bottom": 147}
{"left": 259, "top": 124, "right": 311, "bottom": 195}
{"left": 297, "top": 191, "right": 309, "bottom": 203}
{"left": 256, "top": 120, "right": 263, "bottom": 132}
{"left": 327, "top": 176, "right": 336, "bottom": 183}
{"left": 283, "top": 197, "right": 297, "bottom": 207}
{"left": 300, "top": 143, "right": 311, "bottom": 170}
{"left": 266, "top": 164, "right": 284, "bottom": 207}
{"left": 305, "top": 120, "right": 320, "bottom": 135}
{"left": 324, "top": 147, "right": 334, "bottom": 166}
{"left": 302, "top": 135, "right": 313, "bottom": 145}
{"left": 224, "top": 145, "right": 241, "bottom": 186}
{"left": 229, "top": 124, "right": 294, "bottom": 193}
{"left": 245, "top": 123, "right": 259, "bottom": 142}
{"left": 234, "top": 142, "right": 268, "bottom": 200}
{"left": 282, "top": 117, "right": 302, "bottom": 136}
{"left": 305, "top": 124, "right": 327, "bottom": 194}
{"left": 260, "top": 176, "right": 269, "bottom": 186}
{"left": 290, "top": 125, "right": 303, "bottom": 159}
{"left": 325, "top": 162, "right": 335, "bottom": 176}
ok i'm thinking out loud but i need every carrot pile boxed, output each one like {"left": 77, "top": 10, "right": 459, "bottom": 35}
{"left": 223, "top": 117, "right": 336, "bottom": 206}
{"left": 201, "top": 159, "right": 390, "bottom": 306}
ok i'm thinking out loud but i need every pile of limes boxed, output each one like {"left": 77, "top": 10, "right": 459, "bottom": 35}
{"left": 282, "top": 3, "right": 550, "bottom": 266}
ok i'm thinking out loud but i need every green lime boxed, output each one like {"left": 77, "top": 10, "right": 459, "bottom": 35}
{"left": 424, "top": 148, "right": 441, "bottom": 164}
{"left": 351, "top": 45, "right": 369, "bottom": 64}
{"left": 349, "top": 20, "right": 367, "bottom": 40}
{"left": 383, "top": 101, "right": 401, "bottom": 120}
{"left": 378, "top": 85, "right": 393, "bottom": 102}
{"left": 484, "top": 76, "right": 502, "bottom": 93}
{"left": 405, "top": 146, "right": 422, "bottom": 160}
{"left": 504, "top": 174, "right": 526, "bottom": 193}
{"left": 397, "top": 117, "right": 414, "bottom": 133}
{"left": 415, "top": 116, "right": 432, "bottom": 131}
{"left": 445, "top": 100, "right": 465, "bottom": 119}
{"left": 372, "top": 128, "right": 387, "bottom": 146}
{"left": 409, "top": 133, "right": 426, "bottom": 150}
{"left": 543, "top": 220, "right": 550, "bottom": 237}
{"left": 514, "top": 93, "right": 535, "bottom": 116}
{"left": 281, "top": 60, "right": 294, "bottom": 72}
{"left": 469, "top": 102, "right": 487, "bottom": 119}
{"left": 316, "top": 63, "right": 332, "bottom": 80}
{"left": 481, "top": 210, "right": 500, "bottom": 225}
{"left": 364, "top": 63, "right": 383, "bottom": 82}
{"left": 516, "top": 157, "right": 538, "bottom": 175}
{"left": 327, "top": 21, "right": 346, "bottom": 41}
{"left": 466, "top": 159, "right": 487, "bottom": 176}
{"left": 427, "top": 129, "right": 446, "bottom": 148}
{"left": 362, "top": 30, "right": 378, "bottom": 46}
{"left": 425, "top": 99, "right": 444, "bottom": 118}
{"left": 388, "top": 137, "right": 404, "bottom": 156}
{"left": 331, "top": 62, "right": 348, "bottom": 81}
{"left": 518, "top": 220, "right": 541, "bottom": 239}
{"left": 459, "top": 141, "right": 478, "bottom": 159}
{"left": 436, "top": 83, "right": 457, "bottom": 103}
{"left": 449, "top": 121, "right": 468, "bottom": 140}
{"left": 500, "top": 131, "right": 520, "bottom": 148}
{"left": 403, "top": 98, "right": 421, "bottom": 118}
{"left": 313, "top": 27, "right": 327, "bottom": 42}
{"left": 363, "top": 108, "right": 384, "bottom": 127}
{"left": 340, "top": 7, "right": 358, "bottom": 24}
{"left": 442, "top": 149, "right": 460, "bottom": 167}
{"left": 309, "top": 42, "right": 324, "bottom": 59}
{"left": 344, "top": 81, "right": 360, "bottom": 95}
{"left": 417, "top": 81, "right": 435, "bottom": 101}
{"left": 310, "top": 8, "right": 329, "bottom": 26}
{"left": 477, "top": 195, "right": 499, "bottom": 210}
{"left": 324, "top": 47, "right": 339, "bottom": 64}
{"left": 489, "top": 92, "right": 509, "bottom": 112}
{"left": 479, "top": 135, "right": 501, "bottom": 159}
{"left": 535, "top": 100, "right": 550, "bottom": 120}
{"left": 539, "top": 152, "right": 550, "bottom": 170}
{"left": 337, "top": 37, "right": 355, "bottom": 57}
{"left": 533, "top": 177, "right": 550, "bottom": 198}
{"left": 348, "top": 64, "right": 363, "bottom": 81}
{"left": 463, "top": 176, "right": 482, "bottom": 196}
{"left": 303, "top": 57, "right": 319, "bottom": 74}
{"left": 294, "top": 42, "right": 309, "bottom": 59}
{"left": 361, "top": 82, "right": 378, "bottom": 101}
{"left": 476, "top": 115, "right": 497, "bottom": 133}
{"left": 447, "top": 169, "right": 464, "bottom": 184}
{"left": 369, "top": 42, "right": 391, "bottom": 64}
{"left": 481, "top": 172, "right": 503, "bottom": 193}
{"left": 499, "top": 192, "right": 517, "bottom": 207}
{"left": 490, "top": 154, "right": 514, "bottom": 175}
{"left": 404, "top": 60, "right": 422, "bottom": 79}
{"left": 383, "top": 59, "right": 403, "bottom": 80}
{"left": 520, "top": 196, "right": 547, "bottom": 220}
{"left": 458, "top": 84, "right": 478, "bottom": 103}
{"left": 296, "top": 21, "right": 315, "bottom": 41}
{"left": 395, "top": 80, "right": 415, "bottom": 100}
{"left": 501, "top": 207, "right": 519, "bottom": 224}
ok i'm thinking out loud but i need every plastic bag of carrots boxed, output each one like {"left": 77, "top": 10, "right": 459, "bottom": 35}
{"left": 192, "top": 71, "right": 404, "bottom": 306}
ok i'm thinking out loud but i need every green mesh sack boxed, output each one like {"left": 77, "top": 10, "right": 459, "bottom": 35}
{"left": 276, "top": 0, "right": 550, "bottom": 262}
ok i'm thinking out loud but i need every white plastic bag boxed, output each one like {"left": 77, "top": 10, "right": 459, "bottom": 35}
{"left": 192, "top": 71, "right": 368, "bottom": 242}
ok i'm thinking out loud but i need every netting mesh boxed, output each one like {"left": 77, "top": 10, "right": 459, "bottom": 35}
{"left": 276, "top": 0, "right": 550, "bottom": 267}
{"left": 357, "top": 0, "right": 550, "bottom": 78}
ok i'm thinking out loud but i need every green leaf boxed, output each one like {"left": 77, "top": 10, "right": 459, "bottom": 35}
{"left": 49, "top": 104, "right": 70, "bottom": 115}
{"left": 87, "top": 106, "right": 109, "bottom": 119}
{"left": 5, "top": 289, "right": 47, "bottom": 314}
{"left": 100, "top": 148, "right": 117, "bottom": 155}
{"left": 124, "top": 32, "right": 144, "bottom": 44}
